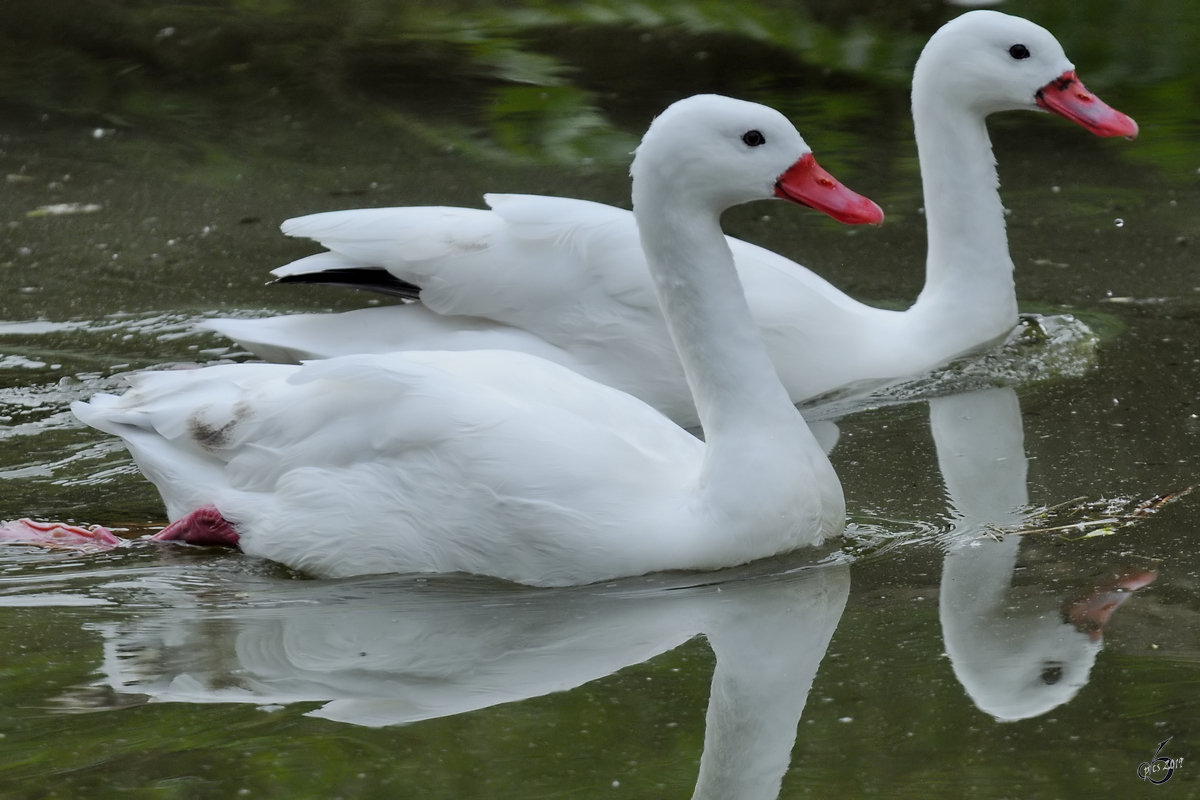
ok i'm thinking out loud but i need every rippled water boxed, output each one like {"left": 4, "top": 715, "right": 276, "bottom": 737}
{"left": 1, "top": 1, "right": 1198, "bottom": 797}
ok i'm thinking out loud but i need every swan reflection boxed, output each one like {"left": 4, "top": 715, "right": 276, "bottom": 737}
{"left": 81, "top": 560, "right": 848, "bottom": 799}
{"left": 931, "top": 387, "right": 1153, "bottom": 721}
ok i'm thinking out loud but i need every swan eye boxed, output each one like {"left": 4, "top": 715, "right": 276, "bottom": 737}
{"left": 742, "top": 130, "right": 766, "bottom": 147}
{"left": 1040, "top": 664, "right": 1064, "bottom": 685}
{"left": 1009, "top": 44, "right": 1031, "bottom": 60}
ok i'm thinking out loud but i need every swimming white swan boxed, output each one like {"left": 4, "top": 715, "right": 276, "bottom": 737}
{"left": 205, "top": 11, "right": 1137, "bottom": 428}
{"left": 72, "top": 95, "right": 882, "bottom": 585}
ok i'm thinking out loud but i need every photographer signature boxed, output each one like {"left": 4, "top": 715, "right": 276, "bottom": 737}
{"left": 1138, "top": 738, "right": 1184, "bottom": 784}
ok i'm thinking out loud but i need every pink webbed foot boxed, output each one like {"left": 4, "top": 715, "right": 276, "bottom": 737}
{"left": 151, "top": 506, "right": 241, "bottom": 548}
{"left": 0, "top": 519, "right": 122, "bottom": 553}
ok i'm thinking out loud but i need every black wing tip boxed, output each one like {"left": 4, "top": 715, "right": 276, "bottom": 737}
{"left": 271, "top": 268, "right": 422, "bottom": 300}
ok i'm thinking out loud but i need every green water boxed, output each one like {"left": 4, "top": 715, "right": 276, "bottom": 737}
{"left": 0, "top": 1, "right": 1198, "bottom": 797}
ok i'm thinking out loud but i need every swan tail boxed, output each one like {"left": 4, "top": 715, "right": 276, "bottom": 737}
{"left": 71, "top": 373, "right": 270, "bottom": 521}
{"left": 74, "top": 399, "right": 230, "bottom": 520}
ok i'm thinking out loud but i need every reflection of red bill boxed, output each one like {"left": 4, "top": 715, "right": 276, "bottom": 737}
{"left": 1066, "top": 568, "right": 1157, "bottom": 641}
{"left": 1036, "top": 71, "right": 1139, "bottom": 139}
{"left": 774, "top": 153, "right": 884, "bottom": 226}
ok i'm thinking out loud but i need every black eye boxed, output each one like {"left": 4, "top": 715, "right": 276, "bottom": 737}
{"left": 742, "top": 130, "right": 766, "bottom": 147}
{"left": 1009, "top": 44, "right": 1031, "bottom": 60}
{"left": 1040, "top": 664, "right": 1064, "bottom": 685}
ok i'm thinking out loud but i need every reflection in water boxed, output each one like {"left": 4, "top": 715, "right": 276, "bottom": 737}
{"left": 931, "top": 388, "right": 1153, "bottom": 721}
{"left": 75, "top": 563, "right": 848, "bottom": 800}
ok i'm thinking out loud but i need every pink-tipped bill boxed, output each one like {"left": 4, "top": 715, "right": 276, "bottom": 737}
{"left": 1035, "top": 71, "right": 1139, "bottom": 139}
{"left": 774, "top": 153, "right": 884, "bottom": 226}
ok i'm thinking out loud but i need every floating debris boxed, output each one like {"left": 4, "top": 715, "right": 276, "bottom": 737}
{"left": 1103, "top": 296, "right": 1167, "bottom": 305}
{"left": 987, "top": 486, "right": 1196, "bottom": 540}
{"left": 27, "top": 203, "right": 103, "bottom": 217}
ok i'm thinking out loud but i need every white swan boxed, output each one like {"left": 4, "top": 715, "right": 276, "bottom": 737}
{"left": 71, "top": 95, "right": 881, "bottom": 585}
{"left": 932, "top": 388, "right": 1155, "bottom": 721}
{"left": 204, "top": 11, "right": 1137, "bottom": 428}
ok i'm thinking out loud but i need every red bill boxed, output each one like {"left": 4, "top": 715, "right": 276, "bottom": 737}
{"left": 1036, "top": 71, "right": 1139, "bottom": 139}
{"left": 774, "top": 153, "right": 884, "bottom": 226}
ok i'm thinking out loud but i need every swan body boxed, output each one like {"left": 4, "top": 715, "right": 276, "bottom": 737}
{"left": 206, "top": 11, "right": 1136, "bottom": 428}
{"left": 74, "top": 95, "right": 881, "bottom": 585}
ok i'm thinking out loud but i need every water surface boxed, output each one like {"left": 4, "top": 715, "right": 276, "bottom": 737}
{"left": 0, "top": 1, "right": 1198, "bottom": 797}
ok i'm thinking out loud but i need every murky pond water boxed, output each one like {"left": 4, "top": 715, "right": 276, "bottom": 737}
{"left": 1, "top": 1, "right": 1198, "bottom": 797}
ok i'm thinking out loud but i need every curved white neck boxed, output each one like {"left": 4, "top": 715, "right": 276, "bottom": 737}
{"left": 632, "top": 190, "right": 824, "bottom": 526}
{"left": 909, "top": 87, "right": 1018, "bottom": 333}
{"left": 637, "top": 200, "right": 801, "bottom": 434}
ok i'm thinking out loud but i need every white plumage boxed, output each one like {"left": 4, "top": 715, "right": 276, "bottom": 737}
{"left": 76, "top": 353, "right": 712, "bottom": 583}
{"left": 75, "top": 95, "right": 879, "bottom": 585}
{"left": 205, "top": 11, "right": 1136, "bottom": 428}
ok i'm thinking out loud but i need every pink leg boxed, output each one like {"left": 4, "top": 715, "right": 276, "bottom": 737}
{"left": 151, "top": 505, "right": 240, "bottom": 548}
{"left": 0, "top": 519, "right": 121, "bottom": 553}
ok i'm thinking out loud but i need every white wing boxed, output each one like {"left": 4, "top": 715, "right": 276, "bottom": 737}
{"left": 215, "top": 193, "right": 913, "bottom": 425}
{"left": 277, "top": 194, "right": 659, "bottom": 334}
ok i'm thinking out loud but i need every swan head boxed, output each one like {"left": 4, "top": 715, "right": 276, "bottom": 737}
{"left": 945, "top": 567, "right": 1155, "bottom": 721}
{"left": 631, "top": 94, "right": 883, "bottom": 225}
{"left": 914, "top": 11, "right": 1137, "bottom": 138}
{"left": 948, "top": 609, "right": 1102, "bottom": 722}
